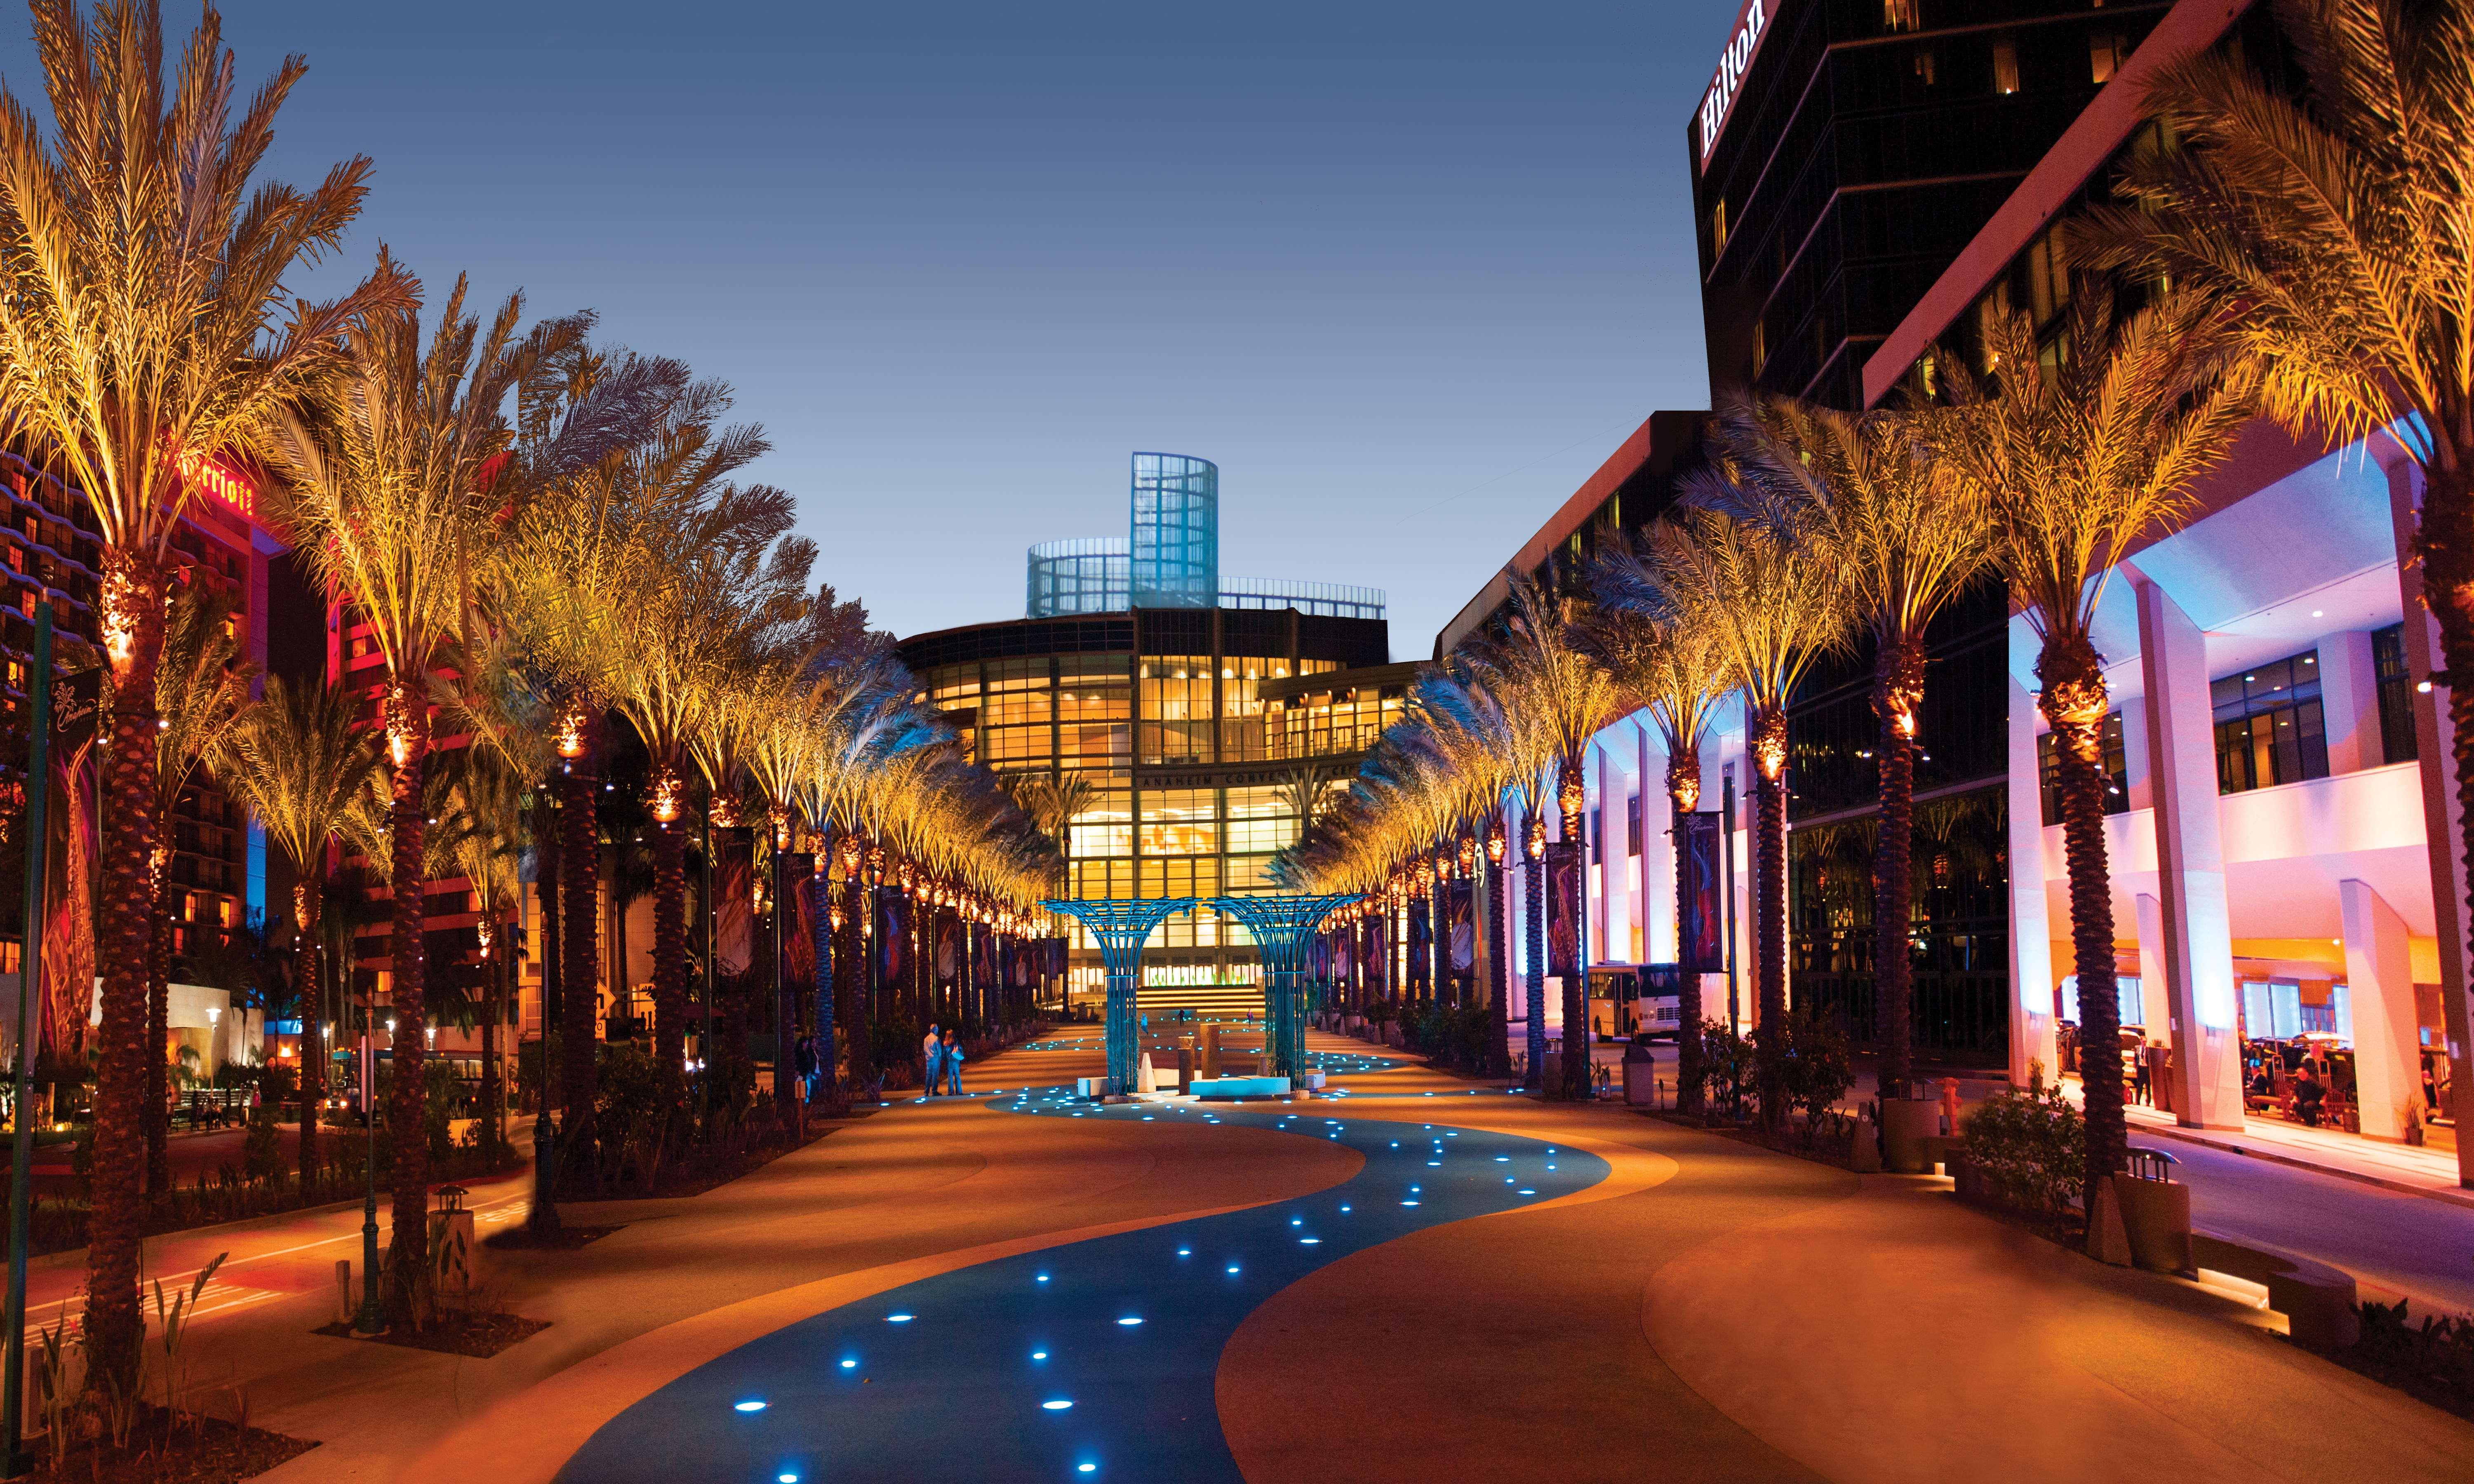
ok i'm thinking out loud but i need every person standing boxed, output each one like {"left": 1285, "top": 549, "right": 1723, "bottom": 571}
{"left": 942, "top": 1028, "right": 966, "bottom": 1096}
{"left": 922, "top": 1023, "right": 943, "bottom": 1096}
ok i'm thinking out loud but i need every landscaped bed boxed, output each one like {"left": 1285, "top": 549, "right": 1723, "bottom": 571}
{"left": 16, "top": 1404, "right": 314, "bottom": 1484}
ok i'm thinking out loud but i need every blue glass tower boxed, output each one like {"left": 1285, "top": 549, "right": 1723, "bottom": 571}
{"left": 1129, "top": 453, "right": 1217, "bottom": 609}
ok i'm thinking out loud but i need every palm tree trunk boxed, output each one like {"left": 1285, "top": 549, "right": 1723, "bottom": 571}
{"left": 560, "top": 724, "right": 600, "bottom": 1188}
{"left": 536, "top": 796, "right": 560, "bottom": 1038}
{"left": 1484, "top": 844, "right": 1510, "bottom": 1078}
{"left": 651, "top": 815, "right": 688, "bottom": 1117}
{"left": 772, "top": 843, "right": 795, "bottom": 1115}
{"left": 1523, "top": 838, "right": 1546, "bottom": 1092}
{"left": 385, "top": 685, "right": 430, "bottom": 1320}
{"left": 1873, "top": 634, "right": 1925, "bottom": 1102}
{"left": 809, "top": 868, "right": 837, "bottom": 1109}
{"left": 481, "top": 946, "right": 503, "bottom": 1160}
{"left": 146, "top": 871, "right": 171, "bottom": 1199}
{"left": 1670, "top": 765, "right": 1704, "bottom": 1115}
{"left": 297, "top": 878, "right": 324, "bottom": 1188}
{"left": 2040, "top": 641, "right": 2125, "bottom": 1233}
{"left": 1751, "top": 703, "right": 1790, "bottom": 1133}
{"left": 842, "top": 878, "right": 872, "bottom": 1090}
{"left": 86, "top": 551, "right": 169, "bottom": 1395}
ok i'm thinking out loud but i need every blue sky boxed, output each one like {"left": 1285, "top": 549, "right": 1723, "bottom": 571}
{"left": 6, "top": 2, "right": 1740, "bottom": 655}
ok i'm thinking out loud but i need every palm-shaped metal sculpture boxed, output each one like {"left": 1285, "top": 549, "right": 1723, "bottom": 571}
{"left": 1043, "top": 898, "right": 1195, "bottom": 1095}
{"left": 1211, "top": 895, "right": 1358, "bottom": 1077}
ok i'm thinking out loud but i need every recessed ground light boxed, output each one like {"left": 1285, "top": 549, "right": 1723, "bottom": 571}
{"left": 1117, "top": 1317, "right": 1143, "bottom": 1326}
{"left": 1080, "top": 1466, "right": 1098, "bottom": 1475}
{"left": 841, "top": 1359, "right": 858, "bottom": 1369}
{"left": 1043, "top": 1399, "right": 1075, "bottom": 1411}
{"left": 1036, "top": 1275, "right": 1050, "bottom": 1283}
{"left": 1226, "top": 1265, "right": 1241, "bottom": 1274}
{"left": 734, "top": 1400, "right": 768, "bottom": 1412}
{"left": 1177, "top": 1247, "right": 1192, "bottom": 1256}
{"left": 887, "top": 1314, "right": 914, "bottom": 1322}
{"left": 1033, "top": 1350, "right": 1049, "bottom": 1360}
{"left": 1402, "top": 1199, "right": 1420, "bottom": 1206}
{"left": 1300, "top": 1237, "right": 1320, "bottom": 1244}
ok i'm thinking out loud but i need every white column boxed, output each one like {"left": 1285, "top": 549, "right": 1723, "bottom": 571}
{"left": 2006, "top": 672, "right": 2058, "bottom": 1086}
{"left": 2131, "top": 571, "right": 2245, "bottom": 1130}
{"left": 1642, "top": 722, "right": 1676, "bottom": 965}
{"left": 2134, "top": 893, "right": 2166, "bottom": 1037}
{"left": 1597, "top": 744, "right": 1625, "bottom": 965}
{"left": 2339, "top": 878, "right": 2422, "bottom": 1140}
{"left": 2318, "top": 631, "right": 2383, "bottom": 775}
{"left": 2117, "top": 696, "right": 2153, "bottom": 811}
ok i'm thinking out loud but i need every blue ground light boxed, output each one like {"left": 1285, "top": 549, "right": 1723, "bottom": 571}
{"left": 555, "top": 1090, "right": 1609, "bottom": 1483}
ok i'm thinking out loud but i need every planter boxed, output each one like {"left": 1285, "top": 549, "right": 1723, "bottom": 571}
{"left": 1849, "top": 1118, "right": 1882, "bottom": 1173}
{"left": 2111, "top": 1174, "right": 2193, "bottom": 1275}
{"left": 1880, "top": 1097, "right": 1939, "bottom": 1174}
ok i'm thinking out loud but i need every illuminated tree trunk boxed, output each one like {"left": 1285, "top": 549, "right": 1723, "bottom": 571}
{"left": 296, "top": 878, "right": 324, "bottom": 1186}
{"left": 1872, "top": 633, "right": 1926, "bottom": 1102}
{"left": 86, "top": 549, "right": 168, "bottom": 1395}
{"left": 481, "top": 939, "right": 505, "bottom": 1158}
{"left": 560, "top": 714, "right": 601, "bottom": 1188}
{"left": 2040, "top": 636, "right": 2126, "bottom": 1230}
{"left": 809, "top": 865, "right": 837, "bottom": 1109}
{"left": 1750, "top": 702, "right": 1790, "bottom": 1134}
{"left": 385, "top": 683, "right": 430, "bottom": 1320}
{"left": 1484, "top": 834, "right": 1510, "bottom": 1078}
{"left": 1558, "top": 783, "right": 1592, "bottom": 1102}
{"left": 651, "top": 801, "right": 688, "bottom": 1119}
{"left": 146, "top": 861, "right": 171, "bottom": 1198}
{"left": 1670, "top": 760, "right": 1705, "bottom": 1115}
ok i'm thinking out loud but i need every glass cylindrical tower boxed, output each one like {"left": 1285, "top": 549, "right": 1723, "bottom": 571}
{"left": 1129, "top": 453, "right": 1217, "bottom": 609}
{"left": 1025, "top": 537, "right": 1129, "bottom": 618}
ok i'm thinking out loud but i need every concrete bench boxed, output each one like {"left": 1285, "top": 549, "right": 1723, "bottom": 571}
{"left": 2192, "top": 1231, "right": 2360, "bottom": 1349}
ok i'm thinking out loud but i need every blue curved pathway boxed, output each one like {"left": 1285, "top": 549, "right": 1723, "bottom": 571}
{"left": 556, "top": 1088, "right": 1609, "bottom": 1483}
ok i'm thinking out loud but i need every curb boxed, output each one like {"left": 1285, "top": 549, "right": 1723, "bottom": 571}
{"left": 2128, "top": 1122, "right": 2474, "bottom": 1212}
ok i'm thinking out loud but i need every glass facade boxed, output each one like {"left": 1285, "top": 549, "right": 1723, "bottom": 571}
{"left": 2213, "top": 649, "right": 2328, "bottom": 794}
{"left": 1130, "top": 453, "right": 1218, "bottom": 609}
{"left": 1026, "top": 538, "right": 1130, "bottom": 618}
{"left": 2373, "top": 623, "right": 2418, "bottom": 765}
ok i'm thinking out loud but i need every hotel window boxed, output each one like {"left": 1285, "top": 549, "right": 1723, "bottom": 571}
{"left": 2212, "top": 649, "right": 2327, "bottom": 794}
{"left": 1626, "top": 794, "right": 1641, "bottom": 856}
{"left": 2090, "top": 31, "right": 2126, "bottom": 85}
{"left": 2025, "top": 227, "right": 2071, "bottom": 327}
{"left": 1992, "top": 40, "right": 2020, "bottom": 95}
{"left": 1913, "top": 50, "right": 1937, "bottom": 87}
{"left": 2372, "top": 623, "right": 2419, "bottom": 764}
{"left": 2037, "top": 713, "right": 2128, "bottom": 826}
{"left": 1710, "top": 198, "right": 1729, "bottom": 259}
{"left": 1883, "top": 0, "right": 1919, "bottom": 33}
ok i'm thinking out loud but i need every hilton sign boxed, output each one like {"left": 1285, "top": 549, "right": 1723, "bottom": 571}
{"left": 1696, "top": 0, "right": 1773, "bottom": 171}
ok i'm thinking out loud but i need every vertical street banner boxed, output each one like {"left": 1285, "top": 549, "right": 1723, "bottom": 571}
{"left": 936, "top": 916, "right": 961, "bottom": 988}
{"left": 1333, "top": 928, "right": 1354, "bottom": 984}
{"left": 1309, "top": 933, "right": 1330, "bottom": 983}
{"left": 975, "top": 925, "right": 997, "bottom": 986}
{"left": 875, "top": 887, "right": 908, "bottom": 984}
{"left": 1364, "top": 916, "right": 1388, "bottom": 994}
{"left": 1446, "top": 880, "right": 1475, "bottom": 993}
{"left": 1679, "top": 810, "right": 1726, "bottom": 974}
{"left": 716, "top": 831, "right": 755, "bottom": 976}
{"left": 1408, "top": 899, "right": 1432, "bottom": 991}
{"left": 1043, "top": 936, "right": 1067, "bottom": 978}
{"left": 1545, "top": 840, "right": 1581, "bottom": 978}
{"left": 781, "top": 854, "right": 816, "bottom": 984}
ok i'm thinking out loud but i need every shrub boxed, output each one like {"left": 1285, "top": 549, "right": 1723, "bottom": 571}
{"left": 1693, "top": 1020, "right": 1754, "bottom": 1120}
{"left": 1781, "top": 1006, "right": 1853, "bottom": 1145}
{"left": 242, "top": 1108, "right": 284, "bottom": 1183}
{"left": 1961, "top": 1085, "right": 2086, "bottom": 1216}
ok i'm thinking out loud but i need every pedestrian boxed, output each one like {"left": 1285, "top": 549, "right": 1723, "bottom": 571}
{"left": 942, "top": 1028, "right": 965, "bottom": 1096}
{"left": 2131, "top": 1045, "right": 2152, "bottom": 1106}
{"left": 922, "top": 1022, "right": 943, "bottom": 1096}
{"left": 795, "top": 1034, "right": 818, "bottom": 1102}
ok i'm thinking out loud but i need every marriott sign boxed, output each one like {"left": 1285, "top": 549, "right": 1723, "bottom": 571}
{"left": 1696, "top": 0, "right": 1773, "bottom": 171}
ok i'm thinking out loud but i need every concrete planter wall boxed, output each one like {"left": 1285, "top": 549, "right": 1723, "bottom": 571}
{"left": 2111, "top": 1174, "right": 2194, "bottom": 1275}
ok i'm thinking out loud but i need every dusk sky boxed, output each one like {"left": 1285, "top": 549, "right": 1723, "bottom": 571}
{"left": 9, "top": 2, "right": 1741, "bottom": 655}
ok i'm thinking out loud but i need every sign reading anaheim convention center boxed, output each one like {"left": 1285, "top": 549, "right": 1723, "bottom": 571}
{"left": 1697, "top": 0, "right": 1773, "bottom": 170}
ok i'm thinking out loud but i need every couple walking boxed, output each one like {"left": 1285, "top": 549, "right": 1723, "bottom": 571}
{"left": 921, "top": 1024, "right": 967, "bottom": 1096}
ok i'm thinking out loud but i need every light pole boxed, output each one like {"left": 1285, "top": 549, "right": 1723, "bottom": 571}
{"left": 3, "top": 602, "right": 54, "bottom": 1479}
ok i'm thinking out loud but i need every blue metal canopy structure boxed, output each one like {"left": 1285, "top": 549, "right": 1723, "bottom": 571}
{"left": 1209, "top": 894, "right": 1358, "bottom": 1076}
{"left": 1042, "top": 897, "right": 1195, "bottom": 1094}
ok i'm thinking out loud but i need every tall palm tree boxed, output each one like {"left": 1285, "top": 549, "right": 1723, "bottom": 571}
{"left": 1926, "top": 289, "right": 2246, "bottom": 1235}
{"left": 1690, "top": 393, "right": 1990, "bottom": 1101}
{"left": 2075, "top": 0, "right": 2474, "bottom": 1169}
{"left": 265, "top": 274, "right": 579, "bottom": 1319}
{"left": 443, "top": 754, "right": 526, "bottom": 1160}
{"left": 0, "top": 0, "right": 405, "bottom": 1387}
{"left": 1580, "top": 601, "right": 1729, "bottom": 1113}
{"left": 1493, "top": 574, "right": 1621, "bottom": 1101}
{"left": 147, "top": 582, "right": 254, "bottom": 1196}
{"left": 1613, "top": 507, "right": 1851, "bottom": 1130}
{"left": 222, "top": 676, "right": 383, "bottom": 1188}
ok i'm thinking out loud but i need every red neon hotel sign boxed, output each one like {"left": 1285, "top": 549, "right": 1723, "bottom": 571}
{"left": 172, "top": 447, "right": 256, "bottom": 522}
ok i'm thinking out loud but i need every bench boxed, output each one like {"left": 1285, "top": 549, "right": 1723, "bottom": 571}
{"left": 1190, "top": 1076, "right": 1293, "bottom": 1101}
{"left": 2192, "top": 1231, "right": 2360, "bottom": 1349}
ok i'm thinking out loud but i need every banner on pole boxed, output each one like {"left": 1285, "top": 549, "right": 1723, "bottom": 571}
{"left": 1546, "top": 841, "right": 1581, "bottom": 978}
{"left": 1446, "top": 881, "right": 1475, "bottom": 986}
{"left": 1679, "top": 811, "right": 1726, "bottom": 974}
{"left": 935, "top": 917, "right": 961, "bottom": 987}
{"left": 875, "top": 888, "right": 908, "bottom": 983}
{"left": 1408, "top": 899, "right": 1431, "bottom": 990}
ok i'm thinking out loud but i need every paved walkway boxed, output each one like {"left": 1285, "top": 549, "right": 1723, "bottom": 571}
{"left": 40, "top": 1030, "right": 2469, "bottom": 1481}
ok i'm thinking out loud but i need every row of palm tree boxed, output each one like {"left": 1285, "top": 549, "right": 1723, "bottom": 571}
{"left": 0, "top": 2, "right": 1063, "bottom": 1384}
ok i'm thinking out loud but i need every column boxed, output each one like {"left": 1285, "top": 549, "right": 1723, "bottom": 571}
{"left": 2338, "top": 878, "right": 2422, "bottom": 1140}
{"left": 2385, "top": 441, "right": 2473, "bottom": 1186}
{"left": 1641, "top": 721, "right": 1677, "bottom": 965}
{"left": 2006, "top": 672, "right": 2059, "bottom": 1086}
{"left": 2131, "top": 571, "right": 2245, "bottom": 1130}
{"left": 2317, "top": 630, "right": 2383, "bottom": 775}
{"left": 1597, "top": 744, "right": 1629, "bottom": 967}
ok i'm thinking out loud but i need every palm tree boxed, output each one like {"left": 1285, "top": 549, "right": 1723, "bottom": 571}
{"left": 1492, "top": 574, "right": 1621, "bottom": 1101}
{"left": 148, "top": 583, "right": 255, "bottom": 1196}
{"left": 444, "top": 756, "right": 525, "bottom": 1160}
{"left": 1926, "top": 289, "right": 2246, "bottom": 1237}
{"left": 1688, "top": 393, "right": 1990, "bottom": 1101}
{"left": 264, "top": 274, "right": 579, "bottom": 1319}
{"left": 2075, "top": 0, "right": 2474, "bottom": 1171}
{"left": 1612, "top": 507, "right": 1851, "bottom": 1131}
{"left": 223, "top": 676, "right": 383, "bottom": 1189}
{"left": 1580, "top": 601, "right": 1729, "bottom": 1113}
{"left": 0, "top": 0, "right": 405, "bottom": 1387}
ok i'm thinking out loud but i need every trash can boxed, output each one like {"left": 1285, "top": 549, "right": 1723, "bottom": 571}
{"left": 1623, "top": 1041, "right": 1659, "bottom": 1106}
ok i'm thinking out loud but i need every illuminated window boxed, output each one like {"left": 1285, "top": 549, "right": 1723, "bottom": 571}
{"left": 1883, "top": 0, "right": 1919, "bottom": 32}
{"left": 1913, "top": 50, "right": 1936, "bottom": 86}
{"left": 2213, "top": 650, "right": 2327, "bottom": 794}
{"left": 1710, "top": 198, "right": 1729, "bottom": 258}
{"left": 2090, "top": 31, "right": 2126, "bottom": 85}
{"left": 1992, "top": 40, "right": 2020, "bottom": 94}
{"left": 1138, "top": 655, "right": 1213, "bottom": 765}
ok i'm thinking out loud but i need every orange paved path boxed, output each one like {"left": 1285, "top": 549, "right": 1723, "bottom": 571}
{"left": 36, "top": 1029, "right": 2464, "bottom": 1480}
